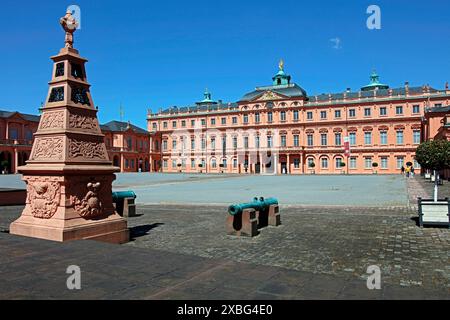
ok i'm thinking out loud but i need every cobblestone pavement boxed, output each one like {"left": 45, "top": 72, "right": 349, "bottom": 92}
{"left": 123, "top": 205, "right": 449, "bottom": 292}
{"left": 0, "top": 231, "right": 447, "bottom": 300}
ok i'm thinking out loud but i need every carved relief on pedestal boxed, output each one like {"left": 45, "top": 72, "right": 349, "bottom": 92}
{"left": 70, "top": 180, "right": 104, "bottom": 218}
{"left": 25, "top": 178, "right": 61, "bottom": 219}
{"left": 68, "top": 138, "right": 108, "bottom": 160}
{"left": 31, "top": 137, "right": 64, "bottom": 160}
{"left": 39, "top": 111, "right": 65, "bottom": 129}
{"left": 69, "top": 112, "right": 99, "bottom": 130}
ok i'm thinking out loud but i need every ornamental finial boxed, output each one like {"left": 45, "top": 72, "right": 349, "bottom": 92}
{"left": 279, "top": 59, "right": 284, "bottom": 71}
{"left": 60, "top": 9, "right": 78, "bottom": 48}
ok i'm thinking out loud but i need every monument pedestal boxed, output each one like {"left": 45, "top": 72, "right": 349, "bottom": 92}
{"left": 9, "top": 11, "right": 129, "bottom": 244}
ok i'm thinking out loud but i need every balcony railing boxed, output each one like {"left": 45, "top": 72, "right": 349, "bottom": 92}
{"left": 0, "top": 139, "right": 33, "bottom": 146}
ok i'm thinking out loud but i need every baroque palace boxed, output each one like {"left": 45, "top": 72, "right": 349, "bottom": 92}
{"left": 147, "top": 61, "right": 450, "bottom": 174}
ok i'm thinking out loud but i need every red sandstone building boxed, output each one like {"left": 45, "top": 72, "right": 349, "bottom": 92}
{"left": 147, "top": 63, "right": 450, "bottom": 175}
{"left": 0, "top": 111, "right": 150, "bottom": 173}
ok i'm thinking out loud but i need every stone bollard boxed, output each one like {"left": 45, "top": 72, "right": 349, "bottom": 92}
{"left": 123, "top": 197, "right": 136, "bottom": 217}
{"left": 268, "top": 204, "right": 281, "bottom": 226}
{"left": 226, "top": 208, "right": 259, "bottom": 237}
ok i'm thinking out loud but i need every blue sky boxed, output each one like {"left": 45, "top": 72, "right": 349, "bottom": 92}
{"left": 1, "top": 0, "right": 449, "bottom": 128}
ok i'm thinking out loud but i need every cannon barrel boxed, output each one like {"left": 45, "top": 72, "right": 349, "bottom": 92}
{"left": 228, "top": 197, "right": 278, "bottom": 215}
{"left": 112, "top": 190, "right": 136, "bottom": 202}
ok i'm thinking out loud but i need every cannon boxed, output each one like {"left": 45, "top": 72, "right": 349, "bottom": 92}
{"left": 228, "top": 197, "right": 278, "bottom": 216}
{"left": 112, "top": 190, "right": 136, "bottom": 217}
{"left": 226, "top": 197, "right": 280, "bottom": 237}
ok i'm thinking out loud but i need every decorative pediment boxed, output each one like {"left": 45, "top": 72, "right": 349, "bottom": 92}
{"left": 253, "top": 90, "right": 287, "bottom": 102}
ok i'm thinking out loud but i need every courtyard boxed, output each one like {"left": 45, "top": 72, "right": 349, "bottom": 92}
{"left": 0, "top": 173, "right": 448, "bottom": 299}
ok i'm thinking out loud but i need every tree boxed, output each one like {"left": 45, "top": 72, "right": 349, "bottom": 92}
{"left": 415, "top": 139, "right": 450, "bottom": 201}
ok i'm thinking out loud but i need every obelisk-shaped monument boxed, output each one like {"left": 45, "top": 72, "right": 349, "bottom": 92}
{"left": 10, "top": 10, "right": 129, "bottom": 244}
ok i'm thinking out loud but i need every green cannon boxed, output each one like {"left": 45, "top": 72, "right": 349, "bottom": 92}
{"left": 112, "top": 190, "right": 136, "bottom": 203}
{"left": 112, "top": 191, "right": 137, "bottom": 217}
{"left": 228, "top": 197, "right": 278, "bottom": 216}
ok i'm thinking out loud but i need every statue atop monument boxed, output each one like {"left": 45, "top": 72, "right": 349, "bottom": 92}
{"left": 60, "top": 9, "right": 78, "bottom": 48}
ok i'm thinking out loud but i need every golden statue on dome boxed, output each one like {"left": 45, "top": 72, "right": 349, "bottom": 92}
{"left": 279, "top": 59, "right": 284, "bottom": 71}
{"left": 60, "top": 9, "right": 78, "bottom": 48}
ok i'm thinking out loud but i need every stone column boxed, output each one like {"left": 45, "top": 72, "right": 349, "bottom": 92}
{"left": 287, "top": 154, "right": 290, "bottom": 174}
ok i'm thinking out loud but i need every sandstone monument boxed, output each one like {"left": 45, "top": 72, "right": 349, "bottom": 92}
{"left": 10, "top": 10, "right": 129, "bottom": 243}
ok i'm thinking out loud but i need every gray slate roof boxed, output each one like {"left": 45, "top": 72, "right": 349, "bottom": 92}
{"left": 240, "top": 83, "right": 307, "bottom": 102}
{"left": 0, "top": 110, "right": 40, "bottom": 122}
{"left": 101, "top": 120, "right": 148, "bottom": 135}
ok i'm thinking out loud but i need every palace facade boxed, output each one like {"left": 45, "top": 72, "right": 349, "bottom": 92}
{"left": 147, "top": 63, "right": 450, "bottom": 175}
{"left": 0, "top": 111, "right": 150, "bottom": 174}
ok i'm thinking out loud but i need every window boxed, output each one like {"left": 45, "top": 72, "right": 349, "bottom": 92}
{"left": 181, "top": 120, "right": 186, "bottom": 127}
{"left": 364, "top": 132, "right": 372, "bottom": 145}
{"left": 190, "top": 139, "right": 195, "bottom": 150}
{"left": 349, "top": 157, "right": 357, "bottom": 169}
{"left": 307, "top": 111, "right": 313, "bottom": 120}
{"left": 210, "top": 118, "right": 216, "bottom": 126}
{"left": 127, "top": 137, "right": 132, "bottom": 149}
{"left": 280, "top": 136, "right": 286, "bottom": 147}
{"left": 293, "top": 135, "right": 299, "bottom": 147}
{"left": 221, "top": 117, "right": 226, "bottom": 125}
{"left": 307, "top": 134, "right": 313, "bottom": 146}
{"left": 321, "top": 134, "right": 327, "bottom": 146}
{"left": 233, "top": 137, "right": 238, "bottom": 149}
{"left": 191, "top": 159, "right": 195, "bottom": 168}
{"left": 335, "top": 158, "right": 343, "bottom": 169}
{"left": 293, "top": 110, "right": 299, "bottom": 121}
{"left": 172, "top": 139, "right": 177, "bottom": 149}
{"left": 267, "top": 112, "right": 273, "bottom": 122}
{"left": 321, "top": 157, "right": 328, "bottom": 168}
{"left": 280, "top": 111, "right": 286, "bottom": 121}
{"left": 364, "top": 108, "right": 371, "bottom": 117}
{"left": 163, "top": 122, "right": 168, "bottom": 129}
{"left": 335, "top": 133, "right": 341, "bottom": 146}
{"left": 307, "top": 158, "right": 314, "bottom": 168}
{"left": 335, "top": 110, "right": 341, "bottom": 118}
{"left": 349, "top": 132, "right": 356, "bottom": 146}
{"left": 211, "top": 158, "right": 217, "bottom": 168}
{"left": 233, "top": 158, "right": 238, "bottom": 168}
{"left": 396, "top": 131, "right": 404, "bottom": 144}
{"left": 232, "top": 117, "right": 237, "bottom": 124}
{"left": 412, "top": 105, "right": 420, "bottom": 114}
{"left": 172, "top": 160, "right": 177, "bottom": 169}
{"left": 244, "top": 137, "right": 249, "bottom": 149}
{"left": 396, "top": 106, "right": 403, "bottom": 115}
{"left": 349, "top": 109, "right": 356, "bottom": 117}
{"left": 434, "top": 103, "right": 442, "bottom": 108}
{"left": 396, "top": 157, "right": 404, "bottom": 169}
{"left": 163, "top": 159, "right": 168, "bottom": 168}
{"left": 381, "top": 157, "right": 388, "bottom": 169}
{"left": 181, "top": 159, "right": 186, "bottom": 168}
{"left": 243, "top": 114, "right": 249, "bottom": 124}
{"left": 413, "top": 130, "right": 421, "bottom": 144}
{"left": 294, "top": 158, "right": 300, "bottom": 168}
{"left": 201, "top": 138, "right": 206, "bottom": 150}
{"left": 201, "top": 119, "right": 206, "bottom": 126}
{"left": 413, "top": 159, "right": 421, "bottom": 169}
{"left": 172, "top": 121, "right": 177, "bottom": 128}
{"left": 201, "top": 159, "right": 206, "bottom": 168}
{"left": 191, "top": 119, "right": 195, "bottom": 127}
{"left": 380, "top": 131, "right": 387, "bottom": 145}
{"left": 320, "top": 111, "right": 327, "bottom": 119}
{"left": 125, "top": 159, "right": 129, "bottom": 168}
{"left": 255, "top": 136, "right": 260, "bottom": 149}
{"left": 365, "top": 157, "right": 372, "bottom": 169}
{"left": 379, "top": 107, "right": 387, "bottom": 116}
{"left": 255, "top": 113, "right": 260, "bottom": 123}
{"left": 152, "top": 122, "right": 157, "bottom": 130}
{"left": 211, "top": 138, "right": 216, "bottom": 150}
{"left": 267, "top": 136, "right": 272, "bottom": 148}
{"left": 162, "top": 140, "right": 168, "bottom": 151}
{"left": 222, "top": 158, "right": 227, "bottom": 167}
{"left": 222, "top": 137, "right": 226, "bottom": 151}
{"left": 25, "top": 130, "right": 33, "bottom": 141}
